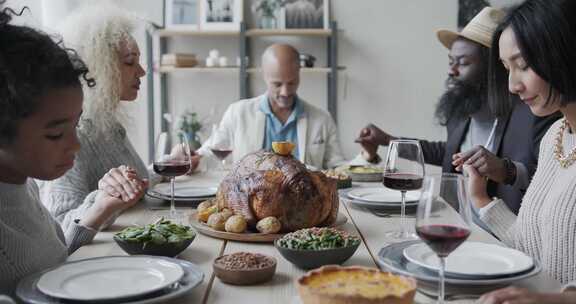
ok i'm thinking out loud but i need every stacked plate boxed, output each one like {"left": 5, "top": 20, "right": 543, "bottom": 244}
{"left": 377, "top": 241, "right": 541, "bottom": 296}
{"left": 147, "top": 183, "right": 218, "bottom": 202}
{"left": 17, "top": 256, "right": 204, "bottom": 304}
{"left": 341, "top": 187, "right": 421, "bottom": 211}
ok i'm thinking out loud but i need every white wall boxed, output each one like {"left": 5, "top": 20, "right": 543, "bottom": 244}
{"left": 166, "top": 0, "right": 457, "bottom": 160}
{"left": 8, "top": 0, "right": 524, "bottom": 163}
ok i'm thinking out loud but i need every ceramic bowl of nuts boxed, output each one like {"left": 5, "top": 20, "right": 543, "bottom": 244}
{"left": 275, "top": 227, "right": 361, "bottom": 269}
{"left": 213, "top": 252, "right": 277, "bottom": 285}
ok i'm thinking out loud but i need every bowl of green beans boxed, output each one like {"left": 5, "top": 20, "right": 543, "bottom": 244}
{"left": 114, "top": 218, "right": 196, "bottom": 257}
{"left": 274, "top": 227, "right": 360, "bottom": 269}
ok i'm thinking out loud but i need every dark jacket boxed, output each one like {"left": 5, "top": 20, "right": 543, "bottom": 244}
{"left": 418, "top": 103, "right": 560, "bottom": 214}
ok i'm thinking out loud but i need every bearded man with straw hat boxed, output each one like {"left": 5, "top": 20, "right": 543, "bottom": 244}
{"left": 356, "top": 7, "right": 560, "bottom": 217}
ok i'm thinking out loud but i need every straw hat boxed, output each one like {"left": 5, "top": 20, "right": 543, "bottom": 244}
{"left": 437, "top": 7, "right": 505, "bottom": 49}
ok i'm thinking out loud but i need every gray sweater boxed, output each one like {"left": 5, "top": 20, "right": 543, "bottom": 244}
{"left": 39, "top": 121, "right": 155, "bottom": 231}
{"left": 0, "top": 179, "right": 96, "bottom": 294}
{"left": 480, "top": 119, "right": 576, "bottom": 285}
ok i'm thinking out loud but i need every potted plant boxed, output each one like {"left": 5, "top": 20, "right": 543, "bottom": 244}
{"left": 253, "top": 0, "right": 286, "bottom": 29}
{"left": 178, "top": 110, "right": 203, "bottom": 150}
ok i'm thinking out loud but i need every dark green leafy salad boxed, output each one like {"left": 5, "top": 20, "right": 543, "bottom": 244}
{"left": 115, "top": 218, "right": 195, "bottom": 246}
{"left": 277, "top": 227, "right": 360, "bottom": 250}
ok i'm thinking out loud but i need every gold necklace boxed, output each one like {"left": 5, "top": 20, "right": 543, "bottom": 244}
{"left": 554, "top": 119, "right": 576, "bottom": 168}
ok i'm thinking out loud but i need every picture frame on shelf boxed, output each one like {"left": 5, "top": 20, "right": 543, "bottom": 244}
{"left": 284, "top": 0, "right": 330, "bottom": 29}
{"left": 200, "top": 0, "right": 243, "bottom": 31}
{"left": 165, "top": 0, "right": 200, "bottom": 30}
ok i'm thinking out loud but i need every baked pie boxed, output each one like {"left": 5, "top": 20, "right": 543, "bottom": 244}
{"left": 297, "top": 265, "right": 416, "bottom": 304}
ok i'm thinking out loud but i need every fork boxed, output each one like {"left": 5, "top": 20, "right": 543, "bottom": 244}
{"left": 418, "top": 290, "right": 479, "bottom": 302}
{"left": 367, "top": 208, "right": 414, "bottom": 218}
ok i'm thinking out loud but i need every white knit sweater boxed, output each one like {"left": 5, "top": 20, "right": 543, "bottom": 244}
{"left": 480, "top": 119, "right": 576, "bottom": 285}
{"left": 0, "top": 179, "right": 96, "bottom": 294}
{"left": 38, "top": 121, "right": 157, "bottom": 231}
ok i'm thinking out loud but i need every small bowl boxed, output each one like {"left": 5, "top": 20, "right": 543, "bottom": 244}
{"left": 113, "top": 235, "right": 195, "bottom": 257}
{"left": 213, "top": 253, "right": 277, "bottom": 285}
{"left": 335, "top": 177, "right": 352, "bottom": 189}
{"left": 346, "top": 166, "right": 383, "bottom": 182}
{"left": 274, "top": 240, "right": 360, "bottom": 269}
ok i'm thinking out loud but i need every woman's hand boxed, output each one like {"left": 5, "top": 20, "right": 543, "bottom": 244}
{"left": 98, "top": 165, "right": 147, "bottom": 201}
{"left": 452, "top": 145, "right": 507, "bottom": 183}
{"left": 463, "top": 164, "right": 492, "bottom": 208}
{"left": 478, "top": 287, "right": 576, "bottom": 304}
{"left": 85, "top": 169, "right": 147, "bottom": 230}
{"left": 80, "top": 186, "right": 147, "bottom": 230}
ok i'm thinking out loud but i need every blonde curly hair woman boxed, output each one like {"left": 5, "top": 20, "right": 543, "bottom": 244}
{"left": 39, "top": 4, "right": 157, "bottom": 231}
{"left": 59, "top": 4, "right": 143, "bottom": 135}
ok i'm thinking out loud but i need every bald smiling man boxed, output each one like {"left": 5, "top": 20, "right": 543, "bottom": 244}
{"left": 197, "top": 44, "right": 346, "bottom": 169}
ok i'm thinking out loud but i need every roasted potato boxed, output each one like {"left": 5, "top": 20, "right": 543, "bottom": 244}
{"left": 225, "top": 215, "right": 247, "bottom": 233}
{"left": 256, "top": 216, "right": 281, "bottom": 234}
{"left": 207, "top": 213, "right": 227, "bottom": 231}
{"left": 219, "top": 208, "right": 234, "bottom": 221}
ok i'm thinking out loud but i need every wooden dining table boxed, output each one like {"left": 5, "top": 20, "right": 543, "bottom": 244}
{"left": 69, "top": 171, "right": 562, "bottom": 304}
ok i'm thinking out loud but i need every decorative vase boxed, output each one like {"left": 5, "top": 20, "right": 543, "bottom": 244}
{"left": 259, "top": 15, "right": 277, "bottom": 29}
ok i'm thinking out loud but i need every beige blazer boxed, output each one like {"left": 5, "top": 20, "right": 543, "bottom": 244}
{"left": 198, "top": 95, "right": 346, "bottom": 169}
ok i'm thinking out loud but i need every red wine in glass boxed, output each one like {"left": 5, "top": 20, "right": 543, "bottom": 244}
{"left": 211, "top": 149, "right": 232, "bottom": 161}
{"left": 153, "top": 160, "right": 191, "bottom": 177}
{"left": 383, "top": 173, "right": 423, "bottom": 191}
{"left": 416, "top": 224, "right": 471, "bottom": 258}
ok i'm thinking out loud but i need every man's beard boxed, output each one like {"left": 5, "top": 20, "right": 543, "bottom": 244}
{"left": 434, "top": 78, "right": 487, "bottom": 126}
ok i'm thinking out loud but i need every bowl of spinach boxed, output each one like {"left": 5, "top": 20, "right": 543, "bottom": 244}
{"left": 114, "top": 218, "right": 196, "bottom": 257}
{"left": 274, "top": 227, "right": 360, "bottom": 269}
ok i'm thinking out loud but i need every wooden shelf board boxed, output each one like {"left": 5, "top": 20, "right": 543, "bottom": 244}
{"left": 158, "top": 66, "right": 345, "bottom": 74}
{"left": 246, "top": 29, "right": 331, "bottom": 37}
{"left": 158, "top": 66, "right": 240, "bottom": 73}
{"left": 156, "top": 29, "right": 240, "bottom": 37}
{"left": 247, "top": 67, "right": 345, "bottom": 73}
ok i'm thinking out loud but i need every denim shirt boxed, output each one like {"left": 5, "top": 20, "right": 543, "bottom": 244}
{"left": 259, "top": 95, "right": 304, "bottom": 159}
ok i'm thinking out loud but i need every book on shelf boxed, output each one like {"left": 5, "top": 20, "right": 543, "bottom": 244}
{"left": 161, "top": 53, "right": 198, "bottom": 67}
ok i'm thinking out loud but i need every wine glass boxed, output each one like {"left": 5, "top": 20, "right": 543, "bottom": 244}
{"left": 382, "top": 139, "right": 425, "bottom": 241}
{"left": 153, "top": 130, "right": 192, "bottom": 221}
{"left": 208, "top": 124, "right": 232, "bottom": 171}
{"left": 415, "top": 173, "right": 473, "bottom": 303}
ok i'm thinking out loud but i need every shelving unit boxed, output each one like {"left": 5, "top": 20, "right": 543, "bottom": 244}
{"left": 245, "top": 28, "right": 332, "bottom": 37}
{"left": 157, "top": 66, "right": 240, "bottom": 73}
{"left": 157, "top": 66, "right": 344, "bottom": 74}
{"left": 155, "top": 29, "right": 240, "bottom": 37}
{"left": 146, "top": 21, "right": 340, "bottom": 161}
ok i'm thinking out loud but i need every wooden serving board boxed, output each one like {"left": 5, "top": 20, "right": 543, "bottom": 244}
{"left": 190, "top": 211, "right": 348, "bottom": 243}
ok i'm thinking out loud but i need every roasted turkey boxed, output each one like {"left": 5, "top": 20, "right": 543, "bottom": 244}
{"left": 215, "top": 151, "right": 339, "bottom": 232}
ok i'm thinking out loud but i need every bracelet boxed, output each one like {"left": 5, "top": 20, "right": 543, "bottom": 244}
{"left": 503, "top": 158, "right": 517, "bottom": 185}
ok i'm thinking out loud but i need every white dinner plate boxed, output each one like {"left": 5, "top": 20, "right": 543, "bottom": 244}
{"left": 37, "top": 256, "right": 185, "bottom": 301}
{"left": 150, "top": 184, "right": 218, "bottom": 198}
{"left": 344, "top": 194, "right": 419, "bottom": 209}
{"left": 146, "top": 191, "right": 214, "bottom": 202}
{"left": 347, "top": 187, "right": 421, "bottom": 204}
{"left": 403, "top": 242, "right": 534, "bottom": 278}
{"left": 378, "top": 240, "right": 541, "bottom": 289}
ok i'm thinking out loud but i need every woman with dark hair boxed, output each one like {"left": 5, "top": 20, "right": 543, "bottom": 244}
{"left": 465, "top": 0, "right": 576, "bottom": 302}
{"left": 0, "top": 5, "right": 145, "bottom": 294}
